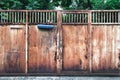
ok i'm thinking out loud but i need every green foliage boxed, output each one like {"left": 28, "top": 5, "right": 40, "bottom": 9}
{"left": 104, "top": 0, "right": 120, "bottom": 9}
{"left": 92, "top": 0, "right": 120, "bottom": 10}
{"left": 0, "top": 0, "right": 23, "bottom": 9}
{"left": 25, "top": 0, "right": 51, "bottom": 10}
{"left": 0, "top": 0, "right": 120, "bottom": 10}
{"left": 92, "top": 0, "right": 105, "bottom": 10}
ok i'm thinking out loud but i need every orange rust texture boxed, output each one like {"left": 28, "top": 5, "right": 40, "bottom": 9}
{"left": 62, "top": 25, "right": 89, "bottom": 71}
{"left": 92, "top": 25, "right": 119, "bottom": 72}
{"left": 28, "top": 25, "right": 57, "bottom": 73}
{"left": 0, "top": 25, "right": 25, "bottom": 73}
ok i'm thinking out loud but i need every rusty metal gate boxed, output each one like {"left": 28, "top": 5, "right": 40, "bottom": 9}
{"left": 0, "top": 25, "right": 26, "bottom": 73}
{"left": 61, "top": 11, "right": 90, "bottom": 73}
{"left": 0, "top": 10, "right": 120, "bottom": 75}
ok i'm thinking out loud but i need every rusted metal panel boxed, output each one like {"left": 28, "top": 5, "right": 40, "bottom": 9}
{"left": 0, "top": 10, "right": 120, "bottom": 75}
{"left": 62, "top": 25, "right": 89, "bottom": 71}
{"left": 92, "top": 25, "right": 119, "bottom": 73}
{"left": 0, "top": 25, "right": 26, "bottom": 73}
{"left": 28, "top": 25, "right": 57, "bottom": 73}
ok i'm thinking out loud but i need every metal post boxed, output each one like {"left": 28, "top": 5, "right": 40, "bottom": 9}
{"left": 57, "top": 11, "right": 62, "bottom": 74}
{"left": 25, "top": 10, "right": 28, "bottom": 74}
{"left": 88, "top": 10, "right": 92, "bottom": 72}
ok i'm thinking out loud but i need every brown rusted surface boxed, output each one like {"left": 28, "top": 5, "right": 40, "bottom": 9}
{"left": 0, "top": 25, "right": 26, "bottom": 73}
{"left": 0, "top": 10, "right": 120, "bottom": 75}
{"left": 92, "top": 25, "right": 119, "bottom": 73}
{"left": 62, "top": 25, "right": 89, "bottom": 71}
{"left": 28, "top": 25, "right": 57, "bottom": 73}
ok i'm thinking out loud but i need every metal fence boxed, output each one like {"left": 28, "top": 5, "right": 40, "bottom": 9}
{"left": 0, "top": 10, "right": 120, "bottom": 76}
{"left": 0, "top": 10, "right": 120, "bottom": 25}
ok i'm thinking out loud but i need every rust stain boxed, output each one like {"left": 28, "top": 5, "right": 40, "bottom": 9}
{"left": 92, "top": 25, "right": 119, "bottom": 72}
{"left": 0, "top": 24, "right": 120, "bottom": 74}
{"left": 28, "top": 25, "right": 57, "bottom": 73}
{"left": 62, "top": 25, "right": 89, "bottom": 71}
{"left": 0, "top": 25, "right": 25, "bottom": 73}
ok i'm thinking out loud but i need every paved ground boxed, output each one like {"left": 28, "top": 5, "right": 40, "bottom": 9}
{"left": 0, "top": 77, "right": 120, "bottom": 80}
